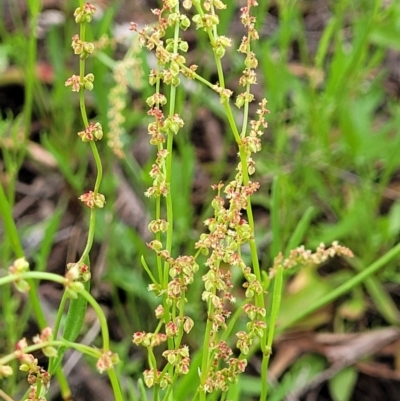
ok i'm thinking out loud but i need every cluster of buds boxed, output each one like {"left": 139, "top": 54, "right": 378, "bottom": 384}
{"left": 8, "top": 257, "right": 30, "bottom": 292}
{"left": 196, "top": 181, "right": 260, "bottom": 259}
{"left": 65, "top": 3, "right": 96, "bottom": 92}
{"left": 96, "top": 350, "right": 120, "bottom": 374}
{"left": 144, "top": 112, "right": 184, "bottom": 197}
{"left": 145, "top": 148, "right": 168, "bottom": 197}
{"left": 147, "top": 106, "right": 166, "bottom": 146}
{"left": 65, "top": 73, "right": 95, "bottom": 92}
{"left": 64, "top": 262, "right": 90, "bottom": 298}
{"left": 146, "top": 242, "right": 199, "bottom": 308}
{"left": 212, "top": 83, "right": 233, "bottom": 104}
{"left": 165, "top": 316, "right": 194, "bottom": 337}
{"left": 192, "top": 11, "right": 220, "bottom": 31}
{"left": 213, "top": 35, "right": 232, "bottom": 58}
{"left": 130, "top": 23, "right": 165, "bottom": 53}
{"left": 239, "top": 2, "right": 259, "bottom": 41}
{"left": 191, "top": 1, "right": 229, "bottom": 58}
{"left": 77, "top": 122, "right": 103, "bottom": 142}
{"left": 73, "top": 2, "right": 96, "bottom": 23}
{"left": 71, "top": 34, "right": 95, "bottom": 59}
{"left": 194, "top": 179, "right": 264, "bottom": 364}
{"left": 66, "top": 262, "right": 91, "bottom": 282}
{"left": 202, "top": 354, "right": 247, "bottom": 393}
{"left": 162, "top": 345, "right": 190, "bottom": 375}
{"left": 132, "top": 331, "right": 168, "bottom": 348}
{"left": 15, "top": 336, "right": 52, "bottom": 400}
{"left": 143, "top": 369, "right": 172, "bottom": 389}
{"left": 167, "top": 256, "right": 199, "bottom": 304}
{"left": 269, "top": 241, "right": 354, "bottom": 278}
{"left": 235, "top": 0, "right": 260, "bottom": 111}
{"left": 32, "top": 328, "right": 58, "bottom": 358}
{"left": 79, "top": 191, "right": 106, "bottom": 209}
{"left": 235, "top": 98, "right": 269, "bottom": 179}
{"left": 130, "top": 0, "right": 190, "bottom": 51}
{"left": 148, "top": 218, "right": 169, "bottom": 234}
{"left": 0, "top": 364, "right": 13, "bottom": 378}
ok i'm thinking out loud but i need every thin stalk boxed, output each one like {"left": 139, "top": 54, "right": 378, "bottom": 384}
{"left": 108, "top": 368, "right": 124, "bottom": 401}
{"left": 163, "top": 1, "right": 181, "bottom": 310}
{"left": 0, "top": 182, "right": 24, "bottom": 257}
{"left": 199, "top": 299, "right": 215, "bottom": 401}
{"left": 79, "top": 209, "right": 96, "bottom": 263}
{"left": 79, "top": 289, "right": 111, "bottom": 351}
{"left": 263, "top": 265, "right": 284, "bottom": 400}
{"left": 155, "top": 70, "right": 163, "bottom": 285}
{"left": 1, "top": 271, "right": 110, "bottom": 351}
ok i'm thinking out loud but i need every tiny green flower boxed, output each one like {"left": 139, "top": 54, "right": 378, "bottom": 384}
{"left": 74, "top": 3, "right": 97, "bottom": 24}
{"left": 79, "top": 191, "right": 106, "bottom": 208}
{"left": 0, "top": 365, "right": 13, "bottom": 378}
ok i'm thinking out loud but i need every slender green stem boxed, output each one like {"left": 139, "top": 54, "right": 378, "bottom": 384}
{"left": 0, "top": 340, "right": 93, "bottom": 366}
{"left": 241, "top": 83, "right": 251, "bottom": 138}
{"left": 79, "top": 289, "right": 111, "bottom": 351}
{"left": 141, "top": 256, "right": 159, "bottom": 285}
{"left": 79, "top": 209, "right": 96, "bottom": 262}
{"left": 199, "top": 299, "right": 215, "bottom": 390}
{"left": 55, "top": 369, "right": 72, "bottom": 401}
{"left": 163, "top": 1, "right": 181, "bottom": 316}
{"left": 262, "top": 265, "right": 284, "bottom": 400}
{"left": 0, "top": 182, "right": 24, "bottom": 258}
{"left": 0, "top": 271, "right": 64, "bottom": 287}
{"left": 90, "top": 142, "right": 103, "bottom": 195}
{"left": 1, "top": 271, "right": 109, "bottom": 350}
{"left": 108, "top": 368, "right": 124, "bottom": 401}
{"left": 52, "top": 293, "right": 69, "bottom": 340}
{"left": 222, "top": 103, "right": 242, "bottom": 144}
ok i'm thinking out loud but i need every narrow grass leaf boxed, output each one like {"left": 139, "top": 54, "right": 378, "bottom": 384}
{"left": 285, "top": 206, "right": 314, "bottom": 256}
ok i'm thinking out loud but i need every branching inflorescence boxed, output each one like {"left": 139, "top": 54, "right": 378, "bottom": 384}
{"left": 0, "top": 4, "right": 122, "bottom": 401}
{"left": 0, "top": 2, "right": 356, "bottom": 401}
{"left": 129, "top": 0, "right": 275, "bottom": 398}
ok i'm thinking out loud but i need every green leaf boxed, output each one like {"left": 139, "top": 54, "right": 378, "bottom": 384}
{"left": 329, "top": 366, "right": 358, "bottom": 401}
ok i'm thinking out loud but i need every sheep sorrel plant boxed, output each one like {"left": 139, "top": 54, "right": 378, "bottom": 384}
{"left": 0, "top": 1, "right": 356, "bottom": 401}
{"left": 128, "top": 1, "right": 352, "bottom": 401}
{"left": 0, "top": 3, "right": 122, "bottom": 401}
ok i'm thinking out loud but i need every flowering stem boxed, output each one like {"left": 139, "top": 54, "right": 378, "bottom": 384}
{"left": 107, "top": 368, "right": 124, "bottom": 401}
{"left": 278, "top": 241, "right": 400, "bottom": 332}
{"left": 79, "top": 288, "right": 111, "bottom": 351}
{"left": 0, "top": 340, "right": 95, "bottom": 366}
{"left": 199, "top": 299, "right": 215, "bottom": 395}
{"left": 163, "top": 1, "right": 181, "bottom": 317}
{"left": 79, "top": 208, "right": 96, "bottom": 263}
{"left": 155, "top": 72, "right": 164, "bottom": 286}
{"left": 1, "top": 271, "right": 110, "bottom": 351}
{"left": 262, "top": 265, "right": 284, "bottom": 400}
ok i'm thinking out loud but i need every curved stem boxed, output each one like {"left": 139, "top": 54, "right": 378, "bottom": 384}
{"left": 107, "top": 368, "right": 124, "bottom": 401}
{"left": 0, "top": 182, "right": 24, "bottom": 258}
{"left": 79, "top": 209, "right": 96, "bottom": 263}
{"left": 1, "top": 271, "right": 109, "bottom": 350}
{"left": 79, "top": 289, "right": 111, "bottom": 351}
